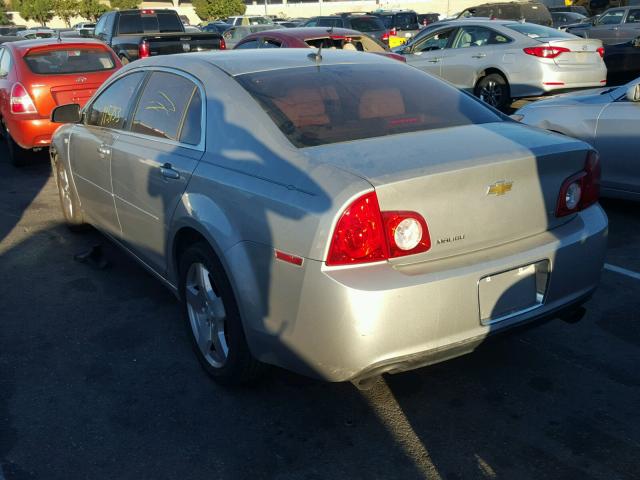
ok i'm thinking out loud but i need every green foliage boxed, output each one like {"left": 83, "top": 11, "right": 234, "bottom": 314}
{"left": 193, "top": 0, "right": 245, "bottom": 21}
{"left": 78, "top": 0, "right": 107, "bottom": 22}
{"left": 53, "top": 0, "right": 78, "bottom": 27}
{"left": 18, "top": 0, "right": 54, "bottom": 26}
{"left": 0, "top": 1, "right": 11, "bottom": 24}
{"left": 109, "top": 0, "right": 139, "bottom": 9}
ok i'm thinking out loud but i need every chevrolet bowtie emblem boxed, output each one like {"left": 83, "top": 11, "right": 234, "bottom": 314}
{"left": 487, "top": 181, "right": 513, "bottom": 196}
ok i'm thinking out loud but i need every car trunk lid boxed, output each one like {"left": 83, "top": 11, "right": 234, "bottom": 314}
{"left": 306, "top": 122, "right": 589, "bottom": 263}
{"left": 546, "top": 37, "right": 603, "bottom": 66}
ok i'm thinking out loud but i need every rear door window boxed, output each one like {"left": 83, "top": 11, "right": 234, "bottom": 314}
{"left": 236, "top": 39, "right": 260, "bottom": 49}
{"left": 86, "top": 72, "right": 145, "bottom": 130}
{"left": 350, "top": 17, "right": 385, "bottom": 32}
{"left": 262, "top": 39, "right": 282, "bottom": 48}
{"left": 452, "top": 26, "right": 510, "bottom": 47}
{"left": 24, "top": 48, "right": 115, "bottom": 74}
{"left": 236, "top": 63, "right": 502, "bottom": 148}
{"left": 0, "top": 49, "right": 11, "bottom": 77}
{"left": 626, "top": 9, "right": 640, "bottom": 22}
{"left": 598, "top": 10, "right": 625, "bottom": 25}
{"left": 130, "top": 72, "right": 201, "bottom": 143}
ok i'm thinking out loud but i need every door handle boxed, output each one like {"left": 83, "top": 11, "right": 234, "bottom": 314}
{"left": 472, "top": 53, "right": 487, "bottom": 58}
{"left": 427, "top": 57, "right": 442, "bottom": 63}
{"left": 160, "top": 163, "right": 180, "bottom": 180}
{"left": 97, "top": 144, "right": 111, "bottom": 156}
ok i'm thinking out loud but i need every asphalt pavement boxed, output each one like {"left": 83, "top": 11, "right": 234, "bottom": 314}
{"left": 1, "top": 141, "right": 640, "bottom": 480}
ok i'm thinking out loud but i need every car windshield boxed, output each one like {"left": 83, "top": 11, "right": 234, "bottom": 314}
{"left": 236, "top": 63, "right": 502, "bottom": 148}
{"left": 24, "top": 48, "right": 116, "bottom": 74}
{"left": 505, "top": 23, "right": 573, "bottom": 39}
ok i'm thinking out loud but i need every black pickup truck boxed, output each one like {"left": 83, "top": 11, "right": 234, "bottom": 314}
{"left": 94, "top": 9, "right": 225, "bottom": 63}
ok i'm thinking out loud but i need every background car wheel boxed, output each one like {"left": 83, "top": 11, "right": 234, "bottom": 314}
{"left": 2, "top": 125, "right": 30, "bottom": 167}
{"left": 179, "top": 241, "right": 263, "bottom": 385}
{"left": 54, "top": 156, "right": 86, "bottom": 231}
{"left": 119, "top": 55, "right": 129, "bottom": 65}
{"left": 475, "top": 73, "right": 511, "bottom": 111}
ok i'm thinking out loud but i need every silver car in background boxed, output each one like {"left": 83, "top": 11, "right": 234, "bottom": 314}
{"left": 50, "top": 50, "right": 607, "bottom": 386}
{"left": 517, "top": 79, "right": 640, "bottom": 200}
{"left": 398, "top": 19, "right": 607, "bottom": 109}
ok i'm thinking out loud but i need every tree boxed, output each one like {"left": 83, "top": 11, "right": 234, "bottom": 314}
{"left": 109, "top": 0, "right": 139, "bottom": 9}
{"left": 78, "top": 0, "right": 107, "bottom": 22}
{"left": 53, "top": 0, "right": 78, "bottom": 27}
{"left": 18, "top": 0, "right": 54, "bottom": 26}
{"left": 193, "top": 0, "right": 245, "bottom": 21}
{"left": 0, "top": 1, "right": 12, "bottom": 24}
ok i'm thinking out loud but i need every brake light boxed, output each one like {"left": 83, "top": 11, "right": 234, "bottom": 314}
{"left": 10, "top": 83, "right": 36, "bottom": 114}
{"left": 597, "top": 46, "right": 604, "bottom": 58}
{"left": 219, "top": 36, "right": 226, "bottom": 50}
{"left": 523, "top": 46, "right": 571, "bottom": 59}
{"left": 141, "top": 9, "right": 154, "bottom": 14}
{"left": 390, "top": 27, "right": 397, "bottom": 36}
{"left": 381, "top": 31, "right": 390, "bottom": 43}
{"left": 555, "top": 151, "right": 600, "bottom": 217}
{"left": 139, "top": 40, "right": 150, "bottom": 59}
{"left": 326, "top": 191, "right": 431, "bottom": 266}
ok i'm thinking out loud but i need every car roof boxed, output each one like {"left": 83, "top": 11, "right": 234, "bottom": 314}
{"left": 243, "top": 27, "right": 367, "bottom": 40}
{"left": 7, "top": 37, "right": 110, "bottom": 53}
{"left": 131, "top": 49, "right": 393, "bottom": 77}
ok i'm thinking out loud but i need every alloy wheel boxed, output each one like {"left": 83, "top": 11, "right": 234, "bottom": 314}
{"left": 185, "top": 262, "right": 229, "bottom": 368}
{"left": 478, "top": 80, "right": 504, "bottom": 108}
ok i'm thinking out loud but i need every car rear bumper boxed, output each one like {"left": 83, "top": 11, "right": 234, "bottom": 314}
{"left": 235, "top": 205, "right": 608, "bottom": 382}
{"left": 510, "top": 60, "right": 607, "bottom": 97}
{"left": 6, "top": 116, "right": 59, "bottom": 149}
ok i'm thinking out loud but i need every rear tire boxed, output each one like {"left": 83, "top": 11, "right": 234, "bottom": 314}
{"left": 2, "top": 122, "right": 30, "bottom": 167}
{"left": 475, "top": 73, "right": 511, "bottom": 112}
{"left": 119, "top": 55, "right": 129, "bottom": 65}
{"left": 179, "top": 241, "right": 263, "bottom": 385}
{"left": 54, "top": 155, "right": 86, "bottom": 231}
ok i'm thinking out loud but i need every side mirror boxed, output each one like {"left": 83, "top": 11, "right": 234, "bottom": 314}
{"left": 51, "top": 103, "right": 81, "bottom": 123}
{"left": 626, "top": 83, "right": 640, "bottom": 102}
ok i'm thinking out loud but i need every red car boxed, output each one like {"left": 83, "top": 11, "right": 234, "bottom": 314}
{"left": 0, "top": 38, "right": 121, "bottom": 165}
{"left": 233, "top": 27, "right": 406, "bottom": 62}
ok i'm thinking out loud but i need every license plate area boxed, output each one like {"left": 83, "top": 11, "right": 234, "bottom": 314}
{"left": 478, "top": 260, "right": 549, "bottom": 326}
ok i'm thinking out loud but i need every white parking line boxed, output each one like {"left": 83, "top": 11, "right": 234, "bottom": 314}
{"left": 604, "top": 263, "right": 640, "bottom": 281}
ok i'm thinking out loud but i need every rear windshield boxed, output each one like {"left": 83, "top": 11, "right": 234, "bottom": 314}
{"left": 118, "top": 12, "right": 183, "bottom": 34}
{"left": 304, "top": 35, "right": 385, "bottom": 52}
{"left": 505, "top": 22, "right": 573, "bottom": 39}
{"left": 24, "top": 48, "right": 116, "bottom": 74}
{"left": 350, "top": 17, "right": 385, "bottom": 32}
{"left": 236, "top": 63, "right": 501, "bottom": 148}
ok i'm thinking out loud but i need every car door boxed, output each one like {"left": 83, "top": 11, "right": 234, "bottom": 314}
{"left": 402, "top": 27, "right": 456, "bottom": 78}
{"left": 110, "top": 70, "right": 205, "bottom": 274}
{"left": 69, "top": 71, "right": 146, "bottom": 237}
{"left": 441, "top": 26, "right": 511, "bottom": 90}
{"left": 593, "top": 94, "right": 640, "bottom": 194}
{"left": 619, "top": 8, "right": 640, "bottom": 42}
{"left": 590, "top": 9, "right": 626, "bottom": 43}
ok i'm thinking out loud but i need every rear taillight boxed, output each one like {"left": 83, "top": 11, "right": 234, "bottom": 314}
{"left": 597, "top": 46, "right": 604, "bottom": 58}
{"left": 390, "top": 27, "right": 397, "bottom": 36}
{"left": 381, "top": 31, "right": 390, "bottom": 43}
{"left": 219, "top": 37, "right": 226, "bottom": 50}
{"left": 523, "top": 46, "right": 571, "bottom": 59}
{"left": 326, "top": 191, "right": 431, "bottom": 266}
{"left": 556, "top": 151, "right": 600, "bottom": 217}
{"left": 139, "top": 40, "right": 150, "bottom": 59}
{"left": 10, "top": 83, "right": 36, "bottom": 114}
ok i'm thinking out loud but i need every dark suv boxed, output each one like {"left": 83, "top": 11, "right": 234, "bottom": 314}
{"left": 302, "top": 14, "right": 389, "bottom": 43}
{"left": 369, "top": 10, "right": 421, "bottom": 39}
{"left": 459, "top": 1, "right": 553, "bottom": 26}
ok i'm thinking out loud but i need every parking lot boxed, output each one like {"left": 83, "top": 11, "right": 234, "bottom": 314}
{"left": 1, "top": 137, "right": 640, "bottom": 479}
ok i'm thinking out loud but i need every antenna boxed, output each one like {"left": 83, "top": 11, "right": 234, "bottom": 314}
{"left": 307, "top": 41, "right": 323, "bottom": 65}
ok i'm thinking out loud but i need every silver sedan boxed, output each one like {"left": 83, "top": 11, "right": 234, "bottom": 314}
{"left": 50, "top": 50, "right": 607, "bottom": 385}
{"left": 517, "top": 79, "right": 640, "bottom": 200}
{"left": 398, "top": 19, "right": 607, "bottom": 110}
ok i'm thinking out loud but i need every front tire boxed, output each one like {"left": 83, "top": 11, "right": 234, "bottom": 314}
{"left": 475, "top": 73, "right": 511, "bottom": 111}
{"left": 179, "top": 242, "right": 263, "bottom": 385}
